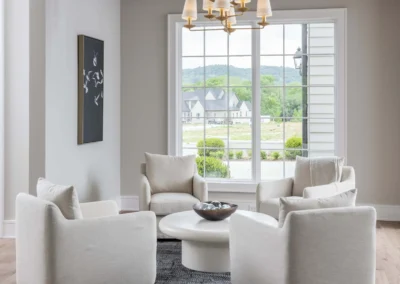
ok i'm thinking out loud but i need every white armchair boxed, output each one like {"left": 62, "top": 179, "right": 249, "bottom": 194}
{"left": 256, "top": 166, "right": 356, "bottom": 219}
{"left": 230, "top": 207, "right": 376, "bottom": 284}
{"left": 16, "top": 193, "right": 157, "bottom": 284}
{"left": 140, "top": 162, "right": 208, "bottom": 238}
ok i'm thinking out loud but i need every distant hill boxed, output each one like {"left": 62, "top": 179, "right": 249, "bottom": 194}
{"left": 183, "top": 65, "right": 301, "bottom": 85}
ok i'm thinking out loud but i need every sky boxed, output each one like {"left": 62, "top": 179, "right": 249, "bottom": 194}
{"left": 182, "top": 24, "right": 306, "bottom": 70}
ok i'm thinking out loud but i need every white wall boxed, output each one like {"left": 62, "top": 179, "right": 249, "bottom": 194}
{"left": 121, "top": 0, "right": 400, "bottom": 206}
{"left": 46, "top": 0, "right": 121, "bottom": 202}
{"left": 4, "top": 0, "right": 31, "bottom": 220}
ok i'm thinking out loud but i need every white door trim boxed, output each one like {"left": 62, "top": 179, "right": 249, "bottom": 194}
{"left": 0, "top": 0, "right": 6, "bottom": 238}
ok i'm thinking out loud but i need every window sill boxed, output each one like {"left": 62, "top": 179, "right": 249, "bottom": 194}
{"left": 207, "top": 182, "right": 257, "bottom": 193}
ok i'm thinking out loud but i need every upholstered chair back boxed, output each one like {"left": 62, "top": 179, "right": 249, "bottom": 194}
{"left": 140, "top": 162, "right": 198, "bottom": 176}
{"left": 283, "top": 207, "right": 376, "bottom": 284}
{"left": 140, "top": 158, "right": 198, "bottom": 195}
{"left": 230, "top": 206, "right": 376, "bottom": 284}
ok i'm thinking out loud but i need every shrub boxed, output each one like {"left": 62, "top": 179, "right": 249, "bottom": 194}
{"left": 215, "top": 151, "right": 224, "bottom": 159}
{"left": 261, "top": 150, "right": 267, "bottom": 160}
{"left": 209, "top": 151, "right": 218, "bottom": 158}
{"left": 236, "top": 150, "right": 243, "bottom": 160}
{"left": 197, "top": 138, "right": 225, "bottom": 157}
{"left": 285, "top": 136, "right": 302, "bottom": 160}
{"left": 196, "top": 156, "right": 229, "bottom": 178}
{"left": 247, "top": 150, "right": 252, "bottom": 159}
{"left": 271, "top": 151, "right": 280, "bottom": 160}
{"left": 228, "top": 151, "right": 234, "bottom": 159}
{"left": 209, "top": 151, "right": 224, "bottom": 159}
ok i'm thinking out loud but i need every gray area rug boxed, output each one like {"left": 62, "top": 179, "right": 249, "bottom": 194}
{"left": 156, "top": 241, "right": 231, "bottom": 284}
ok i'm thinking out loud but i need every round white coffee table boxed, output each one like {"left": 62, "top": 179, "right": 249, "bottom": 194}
{"left": 159, "top": 210, "right": 277, "bottom": 273}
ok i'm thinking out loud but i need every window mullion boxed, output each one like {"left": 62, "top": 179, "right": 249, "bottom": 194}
{"left": 252, "top": 23, "right": 261, "bottom": 183}
{"left": 176, "top": 25, "right": 183, "bottom": 156}
{"left": 203, "top": 28, "right": 206, "bottom": 176}
{"left": 227, "top": 28, "right": 230, "bottom": 179}
{"left": 282, "top": 25, "right": 286, "bottom": 178}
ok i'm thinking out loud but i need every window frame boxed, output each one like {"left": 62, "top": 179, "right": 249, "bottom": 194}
{"left": 168, "top": 9, "right": 347, "bottom": 193}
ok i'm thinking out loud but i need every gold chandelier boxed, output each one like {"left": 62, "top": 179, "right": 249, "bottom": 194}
{"left": 182, "top": 0, "right": 272, "bottom": 34}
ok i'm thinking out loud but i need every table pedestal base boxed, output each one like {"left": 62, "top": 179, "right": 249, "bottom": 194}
{"left": 182, "top": 240, "right": 230, "bottom": 273}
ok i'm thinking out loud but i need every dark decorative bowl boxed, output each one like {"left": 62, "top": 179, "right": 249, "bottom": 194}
{"left": 193, "top": 201, "right": 238, "bottom": 221}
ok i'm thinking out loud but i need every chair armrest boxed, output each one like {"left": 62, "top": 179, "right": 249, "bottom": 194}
{"left": 230, "top": 212, "right": 286, "bottom": 284}
{"left": 80, "top": 200, "right": 119, "bottom": 219}
{"left": 140, "top": 174, "right": 152, "bottom": 211}
{"left": 303, "top": 182, "right": 356, "bottom": 199}
{"left": 193, "top": 174, "right": 208, "bottom": 202}
{"left": 256, "top": 178, "right": 293, "bottom": 211}
{"left": 54, "top": 212, "right": 157, "bottom": 284}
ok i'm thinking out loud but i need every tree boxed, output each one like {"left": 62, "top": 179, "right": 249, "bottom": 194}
{"left": 285, "top": 82, "right": 302, "bottom": 119}
{"left": 205, "top": 76, "right": 225, "bottom": 87}
{"left": 261, "top": 92, "right": 281, "bottom": 118}
{"left": 260, "top": 75, "right": 283, "bottom": 119}
{"left": 260, "top": 75, "right": 275, "bottom": 86}
{"left": 232, "top": 86, "right": 251, "bottom": 102}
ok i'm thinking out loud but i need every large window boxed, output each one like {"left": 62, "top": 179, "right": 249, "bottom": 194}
{"left": 169, "top": 10, "right": 346, "bottom": 189}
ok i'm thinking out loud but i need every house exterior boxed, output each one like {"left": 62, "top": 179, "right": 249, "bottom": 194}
{"left": 182, "top": 88, "right": 251, "bottom": 124}
{"left": 307, "top": 23, "right": 335, "bottom": 157}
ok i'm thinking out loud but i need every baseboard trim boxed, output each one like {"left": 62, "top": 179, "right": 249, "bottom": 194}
{"left": 2, "top": 220, "right": 15, "bottom": 239}
{"left": 359, "top": 203, "right": 400, "bottom": 222}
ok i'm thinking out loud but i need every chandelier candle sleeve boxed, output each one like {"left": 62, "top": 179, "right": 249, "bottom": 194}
{"left": 182, "top": 0, "right": 198, "bottom": 20}
{"left": 214, "top": 0, "right": 231, "bottom": 11}
{"left": 257, "top": 0, "right": 272, "bottom": 17}
{"left": 203, "top": 0, "right": 214, "bottom": 11}
{"left": 183, "top": 0, "right": 272, "bottom": 33}
{"left": 227, "top": 7, "right": 237, "bottom": 25}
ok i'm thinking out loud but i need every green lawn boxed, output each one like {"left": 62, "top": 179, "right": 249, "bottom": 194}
{"left": 182, "top": 121, "right": 302, "bottom": 144}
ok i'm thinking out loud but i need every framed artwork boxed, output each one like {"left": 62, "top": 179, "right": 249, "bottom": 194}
{"left": 77, "top": 35, "right": 104, "bottom": 144}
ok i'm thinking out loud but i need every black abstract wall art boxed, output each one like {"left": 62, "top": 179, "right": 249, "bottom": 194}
{"left": 78, "top": 35, "right": 104, "bottom": 144}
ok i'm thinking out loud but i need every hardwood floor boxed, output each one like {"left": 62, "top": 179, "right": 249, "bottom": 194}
{"left": 0, "top": 221, "right": 399, "bottom": 283}
{"left": 376, "top": 222, "right": 400, "bottom": 284}
{"left": 0, "top": 238, "right": 15, "bottom": 284}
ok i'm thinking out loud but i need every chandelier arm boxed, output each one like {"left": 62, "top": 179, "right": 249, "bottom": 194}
{"left": 187, "top": 25, "right": 266, "bottom": 32}
{"left": 225, "top": 12, "right": 245, "bottom": 19}
{"left": 189, "top": 27, "right": 227, "bottom": 32}
{"left": 233, "top": 26, "right": 267, "bottom": 30}
{"left": 204, "top": 17, "right": 219, "bottom": 21}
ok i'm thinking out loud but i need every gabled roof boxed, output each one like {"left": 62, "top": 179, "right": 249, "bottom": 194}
{"left": 219, "top": 90, "right": 239, "bottom": 101}
{"left": 241, "top": 101, "right": 252, "bottom": 111}
{"left": 198, "top": 99, "right": 240, "bottom": 111}
{"left": 182, "top": 101, "right": 190, "bottom": 112}
{"left": 182, "top": 88, "right": 248, "bottom": 112}
{"left": 182, "top": 89, "right": 205, "bottom": 101}
{"left": 182, "top": 88, "right": 227, "bottom": 101}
